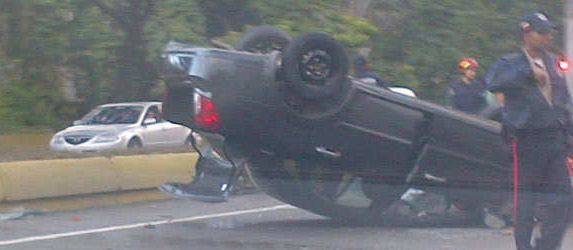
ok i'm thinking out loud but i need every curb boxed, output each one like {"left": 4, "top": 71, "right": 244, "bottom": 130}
{"left": 0, "top": 189, "right": 171, "bottom": 213}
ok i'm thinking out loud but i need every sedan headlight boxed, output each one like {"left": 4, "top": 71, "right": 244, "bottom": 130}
{"left": 94, "top": 133, "right": 120, "bottom": 143}
{"left": 51, "top": 135, "right": 64, "bottom": 145}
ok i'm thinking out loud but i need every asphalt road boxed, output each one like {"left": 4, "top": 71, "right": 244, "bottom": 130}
{"left": 1, "top": 193, "right": 572, "bottom": 250}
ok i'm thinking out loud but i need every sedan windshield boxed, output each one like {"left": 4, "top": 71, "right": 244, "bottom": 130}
{"left": 80, "top": 106, "right": 143, "bottom": 125}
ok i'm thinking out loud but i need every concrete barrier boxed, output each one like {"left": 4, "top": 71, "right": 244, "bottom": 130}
{"left": 0, "top": 153, "right": 197, "bottom": 202}
{"left": 113, "top": 153, "right": 197, "bottom": 190}
{"left": 0, "top": 157, "right": 117, "bottom": 201}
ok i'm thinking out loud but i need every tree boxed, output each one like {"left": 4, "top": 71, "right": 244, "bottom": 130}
{"left": 198, "top": 0, "right": 260, "bottom": 39}
{"left": 145, "top": 0, "right": 206, "bottom": 61}
{"left": 344, "top": 0, "right": 373, "bottom": 17}
{"left": 245, "top": 0, "right": 378, "bottom": 48}
{"left": 90, "top": 0, "right": 159, "bottom": 102}
{"left": 368, "top": 0, "right": 564, "bottom": 103}
{"left": 0, "top": 0, "right": 79, "bottom": 130}
{"left": 0, "top": 0, "right": 567, "bottom": 131}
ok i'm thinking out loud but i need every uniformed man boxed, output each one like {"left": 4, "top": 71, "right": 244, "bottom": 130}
{"left": 448, "top": 57, "right": 488, "bottom": 114}
{"left": 353, "top": 55, "right": 388, "bottom": 88}
{"left": 486, "top": 12, "right": 573, "bottom": 250}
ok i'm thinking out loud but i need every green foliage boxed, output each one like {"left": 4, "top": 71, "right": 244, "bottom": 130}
{"left": 145, "top": 0, "right": 206, "bottom": 100}
{"left": 146, "top": 0, "right": 207, "bottom": 59}
{"left": 333, "top": 15, "right": 379, "bottom": 47}
{"left": 0, "top": 0, "right": 73, "bottom": 132}
{"left": 370, "top": 0, "right": 564, "bottom": 103}
{"left": 0, "top": 0, "right": 568, "bottom": 131}
{"left": 247, "top": 0, "right": 378, "bottom": 48}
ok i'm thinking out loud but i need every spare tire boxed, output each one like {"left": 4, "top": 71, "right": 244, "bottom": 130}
{"left": 283, "top": 33, "right": 349, "bottom": 100}
{"left": 236, "top": 26, "right": 292, "bottom": 54}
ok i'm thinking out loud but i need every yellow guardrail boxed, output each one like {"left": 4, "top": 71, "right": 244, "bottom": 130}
{"left": 0, "top": 153, "right": 197, "bottom": 202}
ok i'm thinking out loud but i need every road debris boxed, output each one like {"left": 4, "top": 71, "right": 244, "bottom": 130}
{"left": 0, "top": 208, "right": 44, "bottom": 221}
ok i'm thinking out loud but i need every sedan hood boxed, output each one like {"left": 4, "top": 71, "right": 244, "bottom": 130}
{"left": 58, "top": 124, "right": 135, "bottom": 137}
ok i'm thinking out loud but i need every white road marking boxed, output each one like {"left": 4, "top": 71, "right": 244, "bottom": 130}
{"left": 0, "top": 204, "right": 294, "bottom": 246}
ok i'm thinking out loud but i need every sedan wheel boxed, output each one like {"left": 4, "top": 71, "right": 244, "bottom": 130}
{"left": 127, "top": 138, "right": 143, "bottom": 153}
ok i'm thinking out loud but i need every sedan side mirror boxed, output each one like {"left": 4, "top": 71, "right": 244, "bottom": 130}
{"left": 143, "top": 118, "right": 158, "bottom": 125}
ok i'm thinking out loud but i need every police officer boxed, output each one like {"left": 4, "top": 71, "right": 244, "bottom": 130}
{"left": 486, "top": 12, "right": 573, "bottom": 250}
{"left": 353, "top": 55, "right": 388, "bottom": 88}
{"left": 448, "top": 57, "right": 488, "bottom": 114}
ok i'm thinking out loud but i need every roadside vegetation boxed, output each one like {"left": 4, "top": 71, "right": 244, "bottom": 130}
{"left": 0, "top": 0, "right": 563, "bottom": 134}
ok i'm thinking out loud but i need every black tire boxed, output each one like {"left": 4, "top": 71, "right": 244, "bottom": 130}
{"left": 127, "top": 137, "right": 143, "bottom": 153}
{"left": 246, "top": 154, "right": 405, "bottom": 225}
{"left": 236, "top": 26, "right": 292, "bottom": 54}
{"left": 283, "top": 33, "right": 349, "bottom": 100}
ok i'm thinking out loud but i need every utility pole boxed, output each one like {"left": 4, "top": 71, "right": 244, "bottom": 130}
{"left": 565, "top": 0, "right": 573, "bottom": 97}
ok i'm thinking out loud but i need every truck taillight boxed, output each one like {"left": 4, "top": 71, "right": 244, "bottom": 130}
{"left": 194, "top": 90, "right": 220, "bottom": 130}
{"left": 558, "top": 58, "right": 570, "bottom": 72}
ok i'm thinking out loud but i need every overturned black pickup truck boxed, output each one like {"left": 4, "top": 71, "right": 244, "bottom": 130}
{"left": 160, "top": 26, "right": 510, "bottom": 224}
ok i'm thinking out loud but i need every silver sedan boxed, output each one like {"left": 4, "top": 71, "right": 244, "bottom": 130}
{"left": 50, "top": 102, "right": 192, "bottom": 154}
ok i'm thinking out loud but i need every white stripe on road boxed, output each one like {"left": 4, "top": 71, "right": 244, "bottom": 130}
{"left": 0, "top": 204, "right": 294, "bottom": 246}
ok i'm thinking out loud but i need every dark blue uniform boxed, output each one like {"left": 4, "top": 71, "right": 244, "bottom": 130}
{"left": 486, "top": 51, "right": 573, "bottom": 250}
{"left": 448, "top": 80, "right": 487, "bottom": 114}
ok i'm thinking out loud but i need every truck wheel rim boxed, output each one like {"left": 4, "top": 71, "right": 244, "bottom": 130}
{"left": 300, "top": 49, "right": 332, "bottom": 84}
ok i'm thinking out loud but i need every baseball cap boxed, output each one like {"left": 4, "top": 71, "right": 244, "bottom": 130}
{"left": 520, "top": 12, "right": 557, "bottom": 33}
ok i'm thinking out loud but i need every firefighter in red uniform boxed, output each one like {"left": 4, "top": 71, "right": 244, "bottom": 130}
{"left": 448, "top": 57, "right": 487, "bottom": 114}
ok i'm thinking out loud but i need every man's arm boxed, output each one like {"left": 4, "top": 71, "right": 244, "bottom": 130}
{"left": 485, "top": 58, "right": 532, "bottom": 93}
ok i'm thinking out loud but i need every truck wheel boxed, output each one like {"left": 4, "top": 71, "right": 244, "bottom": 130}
{"left": 283, "top": 33, "right": 349, "bottom": 100}
{"left": 236, "top": 26, "right": 292, "bottom": 54}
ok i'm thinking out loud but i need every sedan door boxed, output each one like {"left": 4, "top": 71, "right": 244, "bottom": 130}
{"left": 140, "top": 106, "right": 166, "bottom": 148}
{"left": 159, "top": 122, "right": 190, "bottom": 146}
{"left": 155, "top": 104, "right": 190, "bottom": 146}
